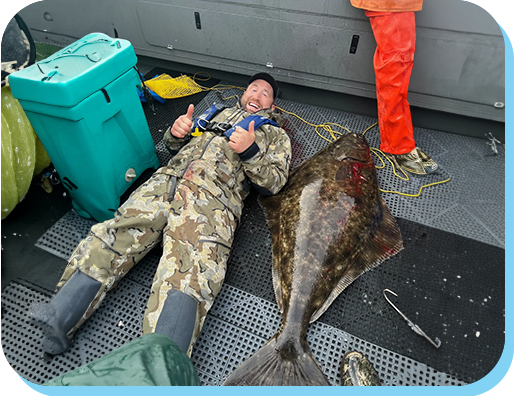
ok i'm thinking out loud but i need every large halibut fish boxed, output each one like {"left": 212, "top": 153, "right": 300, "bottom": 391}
{"left": 223, "top": 133, "right": 403, "bottom": 386}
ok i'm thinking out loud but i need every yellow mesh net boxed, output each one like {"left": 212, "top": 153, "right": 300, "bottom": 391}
{"left": 144, "top": 74, "right": 203, "bottom": 99}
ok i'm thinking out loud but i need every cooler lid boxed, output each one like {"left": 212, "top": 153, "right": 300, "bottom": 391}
{"left": 9, "top": 33, "right": 138, "bottom": 107}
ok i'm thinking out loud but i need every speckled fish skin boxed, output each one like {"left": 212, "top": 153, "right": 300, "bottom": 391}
{"left": 340, "top": 351, "right": 382, "bottom": 386}
{"left": 223, "top": 133, "right": 403, "bottom": 386}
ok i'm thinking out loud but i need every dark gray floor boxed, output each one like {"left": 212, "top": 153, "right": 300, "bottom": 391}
{"left": 1, "top": 63, "right": 505, "bottom": 386}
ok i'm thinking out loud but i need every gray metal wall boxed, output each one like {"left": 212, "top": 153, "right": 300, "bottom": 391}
{"left": 18, "top": 0, "right": 505, "bottom": 122}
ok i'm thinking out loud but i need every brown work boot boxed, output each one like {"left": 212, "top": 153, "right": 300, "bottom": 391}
{"left": 386, "top": 147, "right": 439, "bottom": 175}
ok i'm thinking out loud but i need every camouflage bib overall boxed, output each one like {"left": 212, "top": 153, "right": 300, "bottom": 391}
{"left": 56, "top": 104, "right": 291, "bottom": 355}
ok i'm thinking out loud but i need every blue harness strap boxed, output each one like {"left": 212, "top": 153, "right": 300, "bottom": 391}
{"left": 223, "top": 115, "right": 278, "bottom": 138}
{"left": 193, "top": 104, "right": 226, "bottom": 131}
{"left": 192, "top": 104, "right": 279, "bottom": 137}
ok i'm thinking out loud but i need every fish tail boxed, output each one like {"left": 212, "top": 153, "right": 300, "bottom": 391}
{"left": 223, "top": 334, "right": 330, "bottom": 386}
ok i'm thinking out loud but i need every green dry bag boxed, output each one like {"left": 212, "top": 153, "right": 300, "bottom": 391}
{"left": 44, "top": 333, "right": 200, "bottom": 386}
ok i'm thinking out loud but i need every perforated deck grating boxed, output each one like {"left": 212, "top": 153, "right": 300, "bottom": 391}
{"left": 8, "top": 78, "right": 502, "bottom": 386}
{"left": 193, "top": 293, "right": 467, "bottom": 386}
{"left": 1, "top": 280, "right": 466, "bottom": 386}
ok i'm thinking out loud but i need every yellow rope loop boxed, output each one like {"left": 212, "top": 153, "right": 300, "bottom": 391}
{"left": 210, "top": 84, "right": 246, "bottom": 101}
{"left": 380, "top": 177, "right": 452, "bottom": 197}
{"left": 276, "top": 106, "right": 351, "bottom": 143}
{"left": 192, "top": 71, "right": 212, "bottom": 82}
{"left": 361, "top": 121, "right": 378, "bottom": 137}
{"left": 370, "top": 148, "right": 409, "bottom": 181}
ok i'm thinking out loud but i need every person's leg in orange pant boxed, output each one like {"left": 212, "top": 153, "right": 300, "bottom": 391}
{"left": 366, "top": 10, "right": 438, "bottom": 175}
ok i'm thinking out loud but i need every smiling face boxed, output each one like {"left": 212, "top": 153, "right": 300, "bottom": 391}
{"left": 240, "top": 79, "right": 275, "bottom": 113}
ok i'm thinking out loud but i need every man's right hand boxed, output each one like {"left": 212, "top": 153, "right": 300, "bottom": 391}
{"left": 170, "top": 104, "right": 195, "bottom": 138}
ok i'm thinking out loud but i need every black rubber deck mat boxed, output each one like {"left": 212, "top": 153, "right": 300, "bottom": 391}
{"left": 1, "top": 277, "right": 466, "bottom": 386}
{"left": 28, "top": 194, "right": 505, "bottom": 384}
{"left": 224, "top": 190, "right": 505, "bottom": 384}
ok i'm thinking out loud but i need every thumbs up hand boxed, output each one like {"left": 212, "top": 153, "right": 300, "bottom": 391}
{"left": 228, "top": 121, "right": 255, "bottom": 154}
{"left": 171, "top": 104, "right": 195, "bottom": 138}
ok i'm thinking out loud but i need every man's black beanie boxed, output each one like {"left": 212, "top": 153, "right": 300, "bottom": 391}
{"left": 248, "top": 72, "right": 279, "bottom": 100}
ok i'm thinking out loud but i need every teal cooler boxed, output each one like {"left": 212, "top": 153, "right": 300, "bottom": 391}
{"left": 9, "top": 32, "right": 160, "bottom": 222}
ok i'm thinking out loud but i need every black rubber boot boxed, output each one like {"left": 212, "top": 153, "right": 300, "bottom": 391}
{"left": 29, "top": 270, "right": 102, "bottom": 355}
{"left": 154, "top": 289, "right": 198, "bottom": 354}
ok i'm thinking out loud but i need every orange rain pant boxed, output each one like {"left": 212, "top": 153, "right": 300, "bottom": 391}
{"left": 366, "top": 11, "right": 417, "bottom": 154}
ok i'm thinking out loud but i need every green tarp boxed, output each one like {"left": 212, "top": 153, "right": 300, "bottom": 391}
{"left": 44, "top": 333, "right": 200, "bottom": 386}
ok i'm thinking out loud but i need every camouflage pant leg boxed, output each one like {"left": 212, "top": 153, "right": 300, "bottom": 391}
{"left": 142, "top": 181, "right": 237, "bottom": 356}
{"left": 56, "top": 173, "right": 173, "bottom": 335}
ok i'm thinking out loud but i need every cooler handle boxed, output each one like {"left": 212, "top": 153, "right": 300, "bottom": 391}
{"left": 36, "top": 37, "right": 120, "bottom": 73}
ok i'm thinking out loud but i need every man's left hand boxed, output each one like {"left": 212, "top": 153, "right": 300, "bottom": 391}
{"left": 228, "top": 121, "right": 255, "bottom": 154}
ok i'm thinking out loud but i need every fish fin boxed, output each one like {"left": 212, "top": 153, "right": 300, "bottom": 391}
{"left": 223, "top": 335, "right": 331, "bottom": 386}
{"left": 357, "top": 196, "right": 403, "bottom": 271}
{"left": 259, "top": 195, "right": 284, "bottom": 313}
{"left": 310, "top": 198, "right": 403, "bottom": 322}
